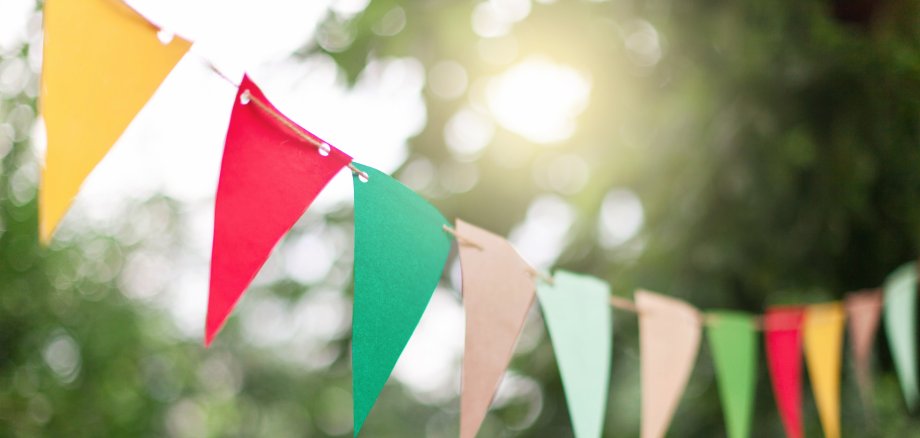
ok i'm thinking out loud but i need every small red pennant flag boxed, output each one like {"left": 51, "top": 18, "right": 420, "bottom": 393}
{"left": 764, "top": 306, "right": 805, "bottom": 438}
{"left": 206, "top": 75, "right": 351, "bottom": 345}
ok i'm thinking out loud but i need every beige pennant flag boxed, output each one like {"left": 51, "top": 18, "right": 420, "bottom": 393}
{"left": 636, "top": 290, "right": 702, "bottom": 438}
{"left": 457, "top": 219, "right": 537, "bottom": 438}
{"left": 804, "top": 302, "right": 845, "bottom": 438}
{"left": 40, "top": 0, "right": 190, "bottom": 241}
{"left": 845, "top": 289, "right": 883, "bottom": 403}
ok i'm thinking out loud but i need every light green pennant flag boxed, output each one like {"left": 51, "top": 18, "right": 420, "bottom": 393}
{"left": 351, "top": 163, "right": 451, "bottom": 435}
{"left": 536, "top": 271, "right": 612, "bottom": 438}
{"left": 706, "top": 311, "right": 757, "bottom": 438}
{"left": 883, "top": 262, "right": 919, "bottom": 410}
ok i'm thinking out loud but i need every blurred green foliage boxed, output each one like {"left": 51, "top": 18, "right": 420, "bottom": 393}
{"left": 2, "top": 0, "right": 920, "bottom": 436}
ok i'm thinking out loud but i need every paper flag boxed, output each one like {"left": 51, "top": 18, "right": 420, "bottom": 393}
{"left": 206, "top": 76, "right": 351, "bottom": 345}
{"left": 804, "top": 302, "right": 845, "bottom": 438}
{"left": 764, "top": 306, "right": 805, "bottom": 438}
{"left": 40, "top": 0, "right": 190, "bottom": 242}
{"left": 457, "top": 219, "right": 537, "bottom": 438}
{"left": 636, "top": 290, "right": 701, "bottom": 438}
{"left": 706, "top": 312, "right": 757, "bottom": 438}
{"left": 845, "top": 288, "right": 883, "bottom": 403}
{"left": 352, "top": 163, "right": 451, "bottom": 435}
{"left": 536, "top": 271, "right": 612, "bottom": 438}
{"left": 883, "top": 262, "right": 919, "bottom": 410}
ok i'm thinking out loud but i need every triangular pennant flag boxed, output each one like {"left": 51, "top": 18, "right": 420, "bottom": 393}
{"left": 536, "top": 271, "right": 612, "bottom": 438}
{"left": 764, "top": 306, "right": 805, "bottom": 438}
{"left": 206, "top": 76, "right": 351, "bottom": 345}
{"left": 706, "top": 311, "right": 757, "bottom": 438}
{"left": 352, "top": 163, "right": 451, "bottom": 435}
{"left": 883, "top": 262, "right": 919, "bottom": 410}
{"left": 457, "top": 219, "right": 537, "bottom": 438}
{"left": 804, "top": 302, "right": 845, "bottom": 438}
{"left": 40, "top": 0, "right": 190, "bottom": 242}
{"left": 636, "top": 290, "right": 702, "bottom": 438}
{"left": 845, "top": 288, "right": 883, "bottom": 404}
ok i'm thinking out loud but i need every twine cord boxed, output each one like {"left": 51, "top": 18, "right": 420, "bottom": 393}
{"left": 526, "top": 266, "right": 555, "bottom": 286}
{"left": 200, "top": 55, "right": 371, "bottom": 181}
{"left": 442, "top": 225, "right": 483, "bottom": 250}
{"left": 237, "top": 89, "right": 370, "bottom": 181}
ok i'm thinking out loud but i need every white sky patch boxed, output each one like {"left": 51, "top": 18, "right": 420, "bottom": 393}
{"left": 0, "top": 0, "right": 33, "bottom": 51}
{"left": 427, "top": 60, "right": 468, "bottom": 100}
{"left": 444, "top": 106, "right": 495, "bottom": 160}
{"left": 598, "top": 188, "right": 644, "bottom": 247}
{"left": 129, "top": 0, "right": 331, "bottom": 74}
{"left": 623, "top": 19, "right": 662, "bottom": 68}
{"left": 509, "top": 194, "right": 575, "bottom": 270}
{"left": 471, "top": 0, "right": 532, "bottom": 39}
{"left": 283, "top": 231, "right": 336, "bottom": 284}
{"left": 489, "top": 0, "right": 532, "bottom": 23}
{"left": 392, "top": 288, "right": 465, "bottom": 403}
{"left": 487, "top": 56, "right": 591, "bottom": 144}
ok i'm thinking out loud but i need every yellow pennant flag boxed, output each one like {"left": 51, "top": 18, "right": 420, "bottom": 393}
{"left": 803, "top": 302, "right": 845, "bottom": 438}
{"left": 40, "top": 0, "right": 190, "bottom": 241}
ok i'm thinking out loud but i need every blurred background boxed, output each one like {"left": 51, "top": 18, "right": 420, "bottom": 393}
{"left": 1, "top": 0, "right": 919, "bottom": 436}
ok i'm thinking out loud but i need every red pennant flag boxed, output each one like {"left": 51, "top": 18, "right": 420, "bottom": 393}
{"left": 206, "top": 75, "right": 351, "bottom": 345}
{"left": 764, "top": 307, "right": 805, "bottom": 438}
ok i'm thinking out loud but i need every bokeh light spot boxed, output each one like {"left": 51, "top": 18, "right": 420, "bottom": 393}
{"left": 598, "top": 188, "right": 644, "bottom": 247}
{"left": 487, "top": 57, "right": 591, "bottom": 144}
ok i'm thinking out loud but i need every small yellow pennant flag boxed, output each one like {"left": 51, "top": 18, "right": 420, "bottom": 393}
{"left": 804, "top": 302, "right": 845, "bottom": 438}
{"left": 40, "top": 0, "right": 190, "bottom": 241}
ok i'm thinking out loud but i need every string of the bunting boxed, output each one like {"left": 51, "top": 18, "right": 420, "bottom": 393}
{"left": 38, "top": 2, "right": 920, "bottom": 438}
{"left": 201, "top": 54, "right": 371, "bottom": 182}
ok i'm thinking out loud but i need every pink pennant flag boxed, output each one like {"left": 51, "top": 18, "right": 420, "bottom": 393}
{"left": 764, "top": 306, "right": 805, "bottom": 438}
{"left": 845, "top": 289, "right": 883, "bottom": 403}
{"left": 457, "top": 219, "right": 537, "bottom": 438}
{"left": 206, "top": 75, "right": 351, "bottom": 345}
{"left": 636, "top": 290, "right": 702, "bottom": 438}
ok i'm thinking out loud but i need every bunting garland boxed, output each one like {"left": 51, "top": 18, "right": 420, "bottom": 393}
{"left": 32, "top": 2, "right": 920, "bottom": 437}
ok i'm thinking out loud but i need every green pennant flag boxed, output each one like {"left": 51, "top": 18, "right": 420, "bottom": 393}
{"left": 706, "top": 311, "right": 757, "bottom": 438}
{"left": 883, "top": 262, "right": 919, "bottom": 410}
{"left": 536, "top": 271, "right": 613, "bottom": 438}
{"left": 351, "top": 163, "right": 451, "bottom": 435}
